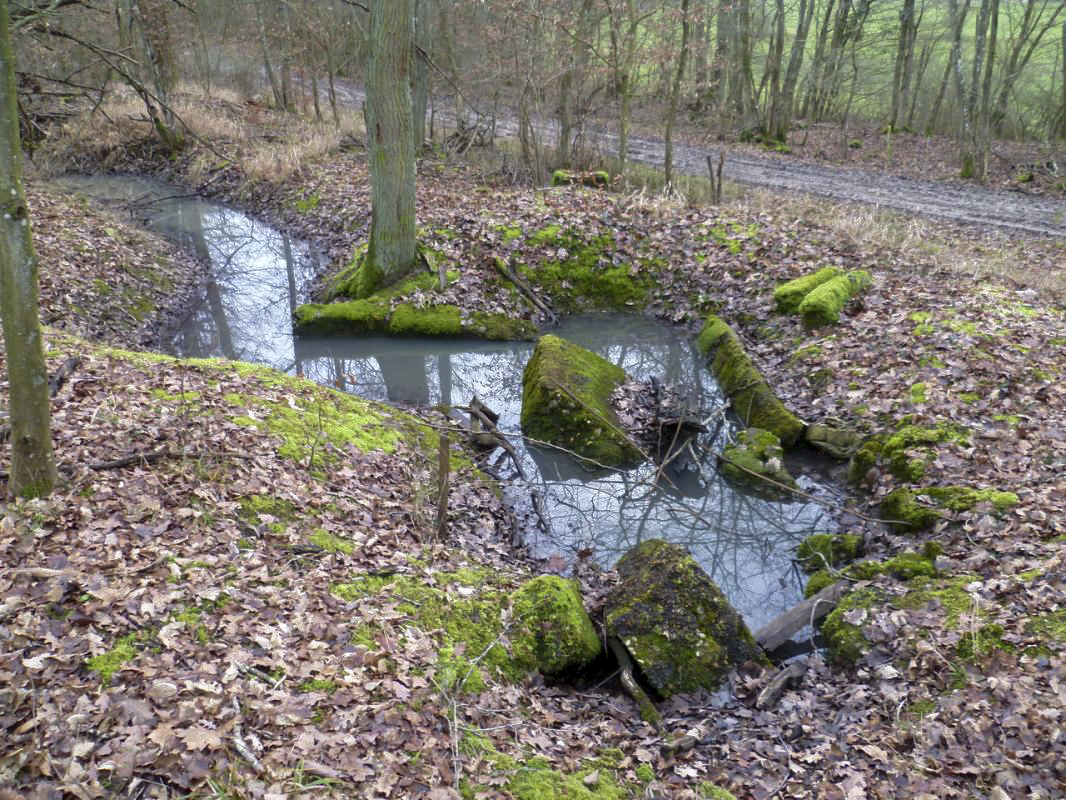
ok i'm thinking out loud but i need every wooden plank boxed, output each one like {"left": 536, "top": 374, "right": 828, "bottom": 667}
{"left": 756, "top": 661, "right": 807, "bottom": 709}
{"left": 755, "top": 581, "right": 847, "bottom": 653}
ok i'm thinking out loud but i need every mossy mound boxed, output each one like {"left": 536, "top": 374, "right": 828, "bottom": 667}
{"left": 847, "top": 421, "right": 970, "bottom": 484}
{"left": 798, "top": 270, "right": 872, "bottom": 328}
{"left": 773, "top": 266, "right": 843, "bottom": 313}
{"left": 720, "top": 427, "right": 796, "bottom": 495}
{"left": 821, "top": 586, "right": 883, "bottom": 664}
{"left": 604, "top": 539, "right": 761, "bottom": 697}
{"left": 388, "top": 303, "right": 462, "bottom": 336}
{"left": 550, "top": 169, "right": 610, "bottom": 187}
{"left": 511, "top": 576, "right": 603, "bottom": 674}
{"left": 881, "top": 486, "right": 1019, "bottom": 532}
{"left": 518, "top": 226, "right": 649, "bottom": 312}
{"left": 521, "top": 334, "right": 642, "bottom": 467}
{"left": 805, "top": 545, "right": 939, "bottom": 598}
{"left": 696, "top": 316, "right": 805, "bottom": 446}
{"left": 797, "top": 533, "right": 864, "bottom": 572}
{"left": 332, "top": 569, "right": 601, "bottom": 693}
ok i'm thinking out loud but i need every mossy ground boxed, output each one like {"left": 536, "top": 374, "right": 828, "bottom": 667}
{"left": 797, "top": 533, "right": 864, "bottom": 572}
{"left": 521, "top": 334, "right": 642, "bottom": 467}
{"left": 848, "top": 420, "right": 970, "bottom": 483}
{"left": 331, "top": 569, "right": 601, "bottom": 693}
{"left": 881, "top": 486, "right": 1019, "bottom": 532}
{"left": 696, "top": 316, "right": 804, "bottom": 446}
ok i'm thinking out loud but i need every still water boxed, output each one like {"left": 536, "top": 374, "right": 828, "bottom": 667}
{"left": 60, "top": 173, "right": 841, "bottom": 629}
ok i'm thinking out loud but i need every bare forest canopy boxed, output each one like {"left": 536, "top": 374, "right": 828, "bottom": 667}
{"left": 14, "top": 0, "right": 1066, "bottom": 183}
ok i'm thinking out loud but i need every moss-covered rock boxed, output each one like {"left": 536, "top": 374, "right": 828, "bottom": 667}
{"left": 388, "top": 303, "right": 462, "bottom": 336}
{"left": 881, "top": 486, "right": 1019, "bottom": 532}
{"left": 293, "top": 297, "right": 391, "bottom": 336}
{"left": 720, "top": 427, "right": 796, "bottom": 495}
{"left": 805, "top": 423, "right": 864, "bottom": 460}
{"left": 696, "top": 316, "right": 805, "bottom": 446}
{"left": 521, "top": 335, "right": 642, "bottom": 467}
{"left": 550, "top": 169, "right": 609, "bottom": 187}
{"left": 797, "top": 533, "right": 864, "bottom": 572}
{"left": 822, "top": 586, "right": 883, "bottom": 663}
{"left": 465, "top": 311, "right": 538, "bottom": 340}
{"left": 846, "top": 421, "right": 970, "bottom": 484}
{"left": 511, "top": 576, "right": 603, "bottom": 674}
{"left": 604, "top": 539, "right": 761, "bottom": 697}
{"left": 773, "top": 267, "right": 843, "bottom": 313}
{"left": 798, "top": 270, "right": 872, "bottom": 328}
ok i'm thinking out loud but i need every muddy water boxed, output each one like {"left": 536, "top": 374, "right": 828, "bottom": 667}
{"left": 61, "top": 173, "right": 842, "bottom": 629}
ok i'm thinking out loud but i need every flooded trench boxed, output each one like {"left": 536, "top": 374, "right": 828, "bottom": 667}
{"left": 59, "top": 173, "right": 843, "bottom": 630}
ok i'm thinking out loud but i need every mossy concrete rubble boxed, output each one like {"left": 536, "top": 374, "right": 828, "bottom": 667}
{"left": 720, "top": 427, "right": 796, "bottom": 495}
{"left": 773, "top": 266, "right": 843, "bottom": 313}
{"left": 847, "top": 421, "right": 970, "bottom": 484}
{"left": 696, "top": 315, "right": 805, "bottom": 446}
{"left": 604, "top": 539, "right": 761, "bottom": 697}
{"left": 521, "top": 334, "right": 642, "bottom": 467}
{"left": 511, "top": 575, "right": 603, "bottom": 674}
{"left": 798, "top": 270, "right": 872, "bottom": 328}
{"left": 805, "top": 545, "right": 939, "bottom": 599}
{"left": 805, "top": 423, "right": 864, "bottom": 460}
{"left": 881, "top": 486, "right": 1019, "bottom": 532}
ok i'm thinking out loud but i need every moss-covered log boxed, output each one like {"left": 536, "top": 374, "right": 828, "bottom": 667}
{"left": 880, "top": 486, "right": 1019, "bottom": 532}
{"left": 798, "top": 270, "right": 872, "bottom": 328}
{"left": 604, "top": 539, "right": 761, "bottom": 697}
{"left": 520, "top": 334, "right": 642, "bottom": 467}
{"left": 696, "top": 315, "right": 805, "bottom": 446}
{"left": 773, "top": 266, "right": 843, "bottom": 313}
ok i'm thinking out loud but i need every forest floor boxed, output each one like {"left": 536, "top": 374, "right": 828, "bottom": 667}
{"left": 2, "top": 94, "right": 1065, "bottom": 799}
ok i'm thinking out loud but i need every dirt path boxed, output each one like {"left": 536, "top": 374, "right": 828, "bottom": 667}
{"left": 335, "top": 81, "right": 1066, "bottom": 238}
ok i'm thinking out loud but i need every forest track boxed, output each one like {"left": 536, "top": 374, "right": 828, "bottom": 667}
{"left": 332, "top": 81, "right": 1066, "bottom": 239}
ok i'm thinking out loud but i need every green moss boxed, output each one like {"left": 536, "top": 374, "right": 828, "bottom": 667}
{"left": 298, "top": 678, "right": 338, "bottom": 694}
{"left": 797, "top": 533, "right": 863, "bottom": 572}
{"left": 906, "top": 698, "right": 937, "bottom": 718}
{"left": 804, "top": 569, "right": 835, "bottom": 598}
{"left": 696, "top": 316, "right": 804, "bottom": 446}
{"left": 464, "top": 311, "right": 537, "bottom": 340}
{"left": 822, "top": 587, "right": 882, "bottom": 663}
{"left": 293, "top": 298, "right": 390, "bottom": 336}
{"left": 292, "top": 193, "right": 320, "bottom": 214}
{"left": 721, "top": 427, "right": 796, "bottom": 494}
{"left": 880, "top": 488, "right": 939, "bottom": 532}
{"left": 388, "top": 303, "right": 462, "bottom": 336}
{"left": 528, "top": 224, "right": 564, "bottom": 246}
{"left": 959, "top": 392, "right": 980, "bottom": 404}
{"left": 309, "top": 530, "right": 355, "bottom": 554}
{"left": 909, "top": 311, "right": 935, "bottom": 336}
{"left": 521, "top": 335, "right": 641, "bottom": 467}
{"left": 849, "top": 422, "right": 969, "bottom": 484}
{"left": 332, "top": 569, "right": 599, "bottom": 692}
{"left": 922, "top": 486, "right": 1019, "bottom": 513}
{"left": 798, "top": 270, "right": 872, "bottom": 328}
{"left": 1025, "top": 610, "right": 1066, "bottom": 644}
{"left": 238, "top": 494, "right": 297, "bottom": 526}
{"left": 635, "top": 765, "right": 654, "bottom": 783}
{"left": 511, "top": 576, "right": 602, "bottom": 673}
{"left": 700, "top": 785, "right": 738, "bottom": 800}
{"left": 460, "top": 735, "right": 631, "bottom": 799}
{"left": 773, "top": 267, "right": 843, "bottom": 313}
{"left": 495, "top": 224, "right": 524, "bottom": 242}
{"left": 550, "top": 170, "right": 571, "bottom": 187}
{"left": 86, "top": 634, "right": 138, "bottom": 684}
{"left": 909, "top": 382, "right": 928, "bottom": 404}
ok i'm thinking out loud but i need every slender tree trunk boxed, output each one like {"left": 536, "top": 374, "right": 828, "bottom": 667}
{"left": 927, "top": 54, "right": 953, "bottom": 132}
{"left": 692, "top": 0, "right": 708, "bottom": 111}
{"left": 765, "top": 0, "right": 786, "bottom": 138}
{"left": 366, "top": 0, "right": 417, "bottom": 290}
{"left": 664, "top": 0, "right": 691, "bottom": 186}
{"left": 889, "top": 0, "right": 915, "bottom": 130}
{"left": 0, "top": 2, "right": 56, "bottom": 498}
{"left": 311, "top": 70, "right": 322, "bottom": 122}
{"left": 978, "top": 0, "right": 999, "bottom": 178}
{"left": 802, "top": 0, "right": 836, "bottom": 118}
{"left": 412, "top": 0, "right": 430, "bottom": 149}
{"left": 326, "top": 48, "right": 340, "bottom": 127}
{"left": 1061, "top": 21, "right": 1066, "bottom": 137}
{"left": 712, "top": 1, "right": 732, "bottom": 108}
{"left": 256, "top": 3, "right": 284, "bottom": 109}
{"left": 774, "top": 0, "right": 814, "bottom": 140}
{"left": 948, "top": 0, "right": 976, "bottom": 171}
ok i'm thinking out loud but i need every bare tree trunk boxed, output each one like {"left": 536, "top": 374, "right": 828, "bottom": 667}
{"left": 310, "top": 70, "right": 322, "bottom": 121}
{"left": 664, "top": 0, "right": 691, "bottom": 186}
{"left": 802, "top": 0, "right": 836, "bottom": 118}
{"left": 1061, "top": 21, "right": 1066, "bottom": 137}
{"left": 978, "top": 0, "right": 999, "bottom": 178}
{"left": 256, "top": 2, "right": 285, "bottom": 109}
{"left": 365, "top": 0, "right": 417, "bottom": 291}
{"left": 773, "top": 0, "right": 814, "bottom": 140}
{"left": 692, "top": 0, "right": 709, "bottom": 111}
{"left": 0, "top": 2, "right": 56, "bottom": 498}
{"left": 125, "top": 0, "right": 183, "bottom": 148}
{"left": 889, "top": 0, "right": 916, "bottom": 130}
{"left": 412, "top": 0, "right": 430, "bottom": 149}
{"left": 948, "top": 0, "right": 976, "bottom": 173}
{"left": 764, "top": 0, "right": 786, "bottom": 138}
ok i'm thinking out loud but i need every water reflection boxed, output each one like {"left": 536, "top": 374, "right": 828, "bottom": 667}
{"left": 297, "top": 316, "right": 838, "bottom": 629}
{"left": 60, "top": 176, "right": 836, "bottom": 630}
{"left": 57, "top": 174, "right": 318, "bottom": 370}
